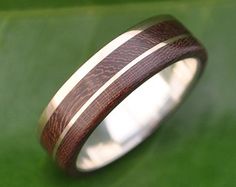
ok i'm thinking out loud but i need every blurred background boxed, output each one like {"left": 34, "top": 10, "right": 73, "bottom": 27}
{"left": 0, "top": 0, "right": 235, "bottom": 186}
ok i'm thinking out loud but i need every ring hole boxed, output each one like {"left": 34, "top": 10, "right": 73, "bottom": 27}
{"left": 76, "top": 58, "right": 199, "bottom": 172}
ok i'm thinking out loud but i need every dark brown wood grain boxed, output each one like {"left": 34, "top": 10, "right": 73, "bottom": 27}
{"left": 41, "top": 19, "right": 191, "bottom": 154}
{"left": 39, "top": 16, "right": 207, "bottom": 175}
{"left": 56, "top": 36, "right": 207, "bottom": 174}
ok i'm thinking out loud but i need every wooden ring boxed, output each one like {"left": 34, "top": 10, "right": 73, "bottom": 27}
{"left": 38, "top": 15, "right": 207, "bottom": 174}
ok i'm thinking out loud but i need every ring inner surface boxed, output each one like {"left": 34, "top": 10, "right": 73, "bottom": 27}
{"left": 76, "top": 58, "right": 199, "bottom": 171}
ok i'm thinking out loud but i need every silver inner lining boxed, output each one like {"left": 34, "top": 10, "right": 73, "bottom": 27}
{"left": 76, "top": 58, "right": 199, "bottom": 171}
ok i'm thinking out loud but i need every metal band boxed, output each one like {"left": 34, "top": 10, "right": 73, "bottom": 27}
{"left": 38, "top": 15, "right": 207, "bottom": 174}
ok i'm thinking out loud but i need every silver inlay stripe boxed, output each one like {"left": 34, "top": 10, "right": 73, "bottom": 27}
{"left": 52, "top": 34, "right": 190, "bottom": 158}
{"left": 39, "top": 17, "right": 174, "bottom": 136}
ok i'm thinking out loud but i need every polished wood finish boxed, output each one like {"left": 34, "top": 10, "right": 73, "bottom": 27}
{"left": 39, "top": 16, "right": 207, "bottom": 174}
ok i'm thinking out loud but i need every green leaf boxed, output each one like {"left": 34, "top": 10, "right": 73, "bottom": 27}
{"left": 0, "top": 0, "right": 236, "bottom": 186}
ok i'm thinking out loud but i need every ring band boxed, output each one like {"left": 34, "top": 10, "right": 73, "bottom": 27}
{"left": 39, "top": 15, "right": 207, "bottom": 174}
